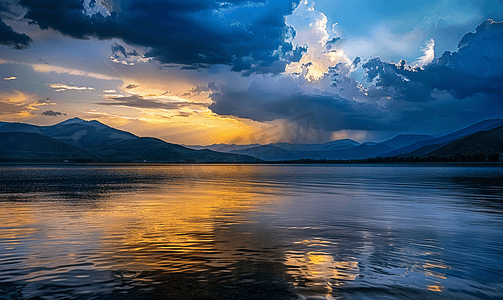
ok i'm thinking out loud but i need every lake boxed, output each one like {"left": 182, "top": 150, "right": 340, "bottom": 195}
{"left": 0, "top": 164, "right": 502, "bottom": 299}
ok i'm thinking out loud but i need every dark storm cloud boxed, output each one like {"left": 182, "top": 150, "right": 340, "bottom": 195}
{"left": 0, "top": 17, "right": 32, "bottom": 49}
{"left": 209, "top": 19, "right": 503, "bottom": 133}
{"left": 97, "top": 95, "right": 206, "bottom": 110}
{"left": 111, "top": 42, "right": 139, "bottom": 58}
{"left": 209, "top": 75, "right": 503, "bottom": 133}
{"left": 362, "top": 58, "right": 433, "bottom": 103}
{"left": 209, "top": 77, "right": 397, "bottom": 131}
{"left": 232, "top": 45, "right": 308, "bottom": 76}
{"left": 362, "top": 19, "right": 503, "bottom": 103}
{"left": 0, "top": 0, "right": 18, "bottom": 16}
{"left": 41, "top": 110, "right": 67, "bottom": 116}
{"left": 457, "top": 20, "right": 503, "bottom": 48}
{"left": 17, "top": 0, "right": 305, "bottom": 73}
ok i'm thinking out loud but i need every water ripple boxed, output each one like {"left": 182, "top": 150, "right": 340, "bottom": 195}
{"left": 0, "top": 164, "right": 502, "bottom": 299}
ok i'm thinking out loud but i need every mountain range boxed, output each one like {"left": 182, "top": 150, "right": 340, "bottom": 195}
{"left": 0, "top": 118, "right": 502, "bottom": 163}
{"left": 427, "top": 126, "right": 503, "bottom": 158}
{"left": 0, "top": 118, "right": 260, "bottom": 163}
{"left": 384, "top": 119, "right": 503, "bottom": 158}
{"left": 185, "top": 119, "right": 503, "bottom": 161}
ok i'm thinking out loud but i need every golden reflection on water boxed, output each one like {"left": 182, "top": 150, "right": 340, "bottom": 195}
{"left": 4, "top": 165, "right": 497, "bottom": 299}
{"left": 427, "top": 283, "right": 444, "bottom": 292}
{"left": 423, "top": 262, "right": 450, "bottom": 280}
{"left": 286, "top": 239, "right": 360, "bottom": 299}
{"left": 58, "top": 165, "right": 291, "bottom": 275}
{"left": 0, "top": 205, "right": 37, "bottom": 240}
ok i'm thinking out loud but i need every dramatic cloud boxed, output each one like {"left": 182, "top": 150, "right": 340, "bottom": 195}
{"left": 362, "top": 58, "right": 433, "bottom": 103}
{"left": 16, "top": 0, "right": 305, "bottom": 73}
{"left": 363, "top": 19, "right": 503, "bottom": 102}
{"left": 97, "top": 95, "right": 206, "bottom": 110}
{"left": 285, "top": 0, "right": 353, "bottom": 81}
{"left": 457, "top": 18, "right": 503, "bottom": 49}
{"left": 0, "top": 17, "right": 32, "bottom": 49}
{"left": 0, "top": 90, "right": 43, "bottom": 119}
{"left": 210, "top": 19, "right": 503, "bottom": 133}
{"left": 209, "top": 72, "right": 396, "bottom": 131}
{"left": 41, "top": 110, "right": 67, "bottom": 116}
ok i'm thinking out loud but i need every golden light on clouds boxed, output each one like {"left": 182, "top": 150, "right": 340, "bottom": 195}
{"left": 286, "top": 44, "right": 352, "bottom": 82}
{"left": 71, "top": 74, "right": 275, "bottom": 145}
{"left": 0, "top": 49, "right": 274, "bottom": 145}
{"left": 111, "top": 107, "right": 260, "bottom": 145}
{"left": 0, "top": 90, "right": 49, "bottom": 120}
{"left": 285, "top": 0, "right": 353, "bottom": 82}
{"left": 1, "top": 90, "right": 35, "bottom": 103}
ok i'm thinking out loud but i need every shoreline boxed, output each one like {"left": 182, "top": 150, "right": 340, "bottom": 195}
{"left": 1, "top": 161, "right": 502, "bottom": 167}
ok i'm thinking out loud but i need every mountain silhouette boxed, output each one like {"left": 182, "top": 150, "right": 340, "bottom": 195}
{"left": 383, "top": 119, "right": 503, "bottom": 157}
{"left": 426, "top": 126, "right": 503, "bottom": 158}
{"left": 0, "top": 118, "right": 260, "bottom": 163}
{"left": 379, "top": 134, "right": 434, "bottom": 150}
{"left": 94, "top": 137, "right": 260, "bottom": 162}
{"left": 0, "top": 132, "right": 94, "bottom": 160}
{"left": 1, "top": 118, "right": 501, "bottom": 163}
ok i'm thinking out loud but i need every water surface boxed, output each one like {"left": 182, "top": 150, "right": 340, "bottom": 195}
{"left": 1, "top": 164, "right": 502, "bottom": 299}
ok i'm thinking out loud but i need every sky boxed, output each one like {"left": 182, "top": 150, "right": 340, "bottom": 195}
{"left": 0, "top": 0, "right": 502, "bottom": 145}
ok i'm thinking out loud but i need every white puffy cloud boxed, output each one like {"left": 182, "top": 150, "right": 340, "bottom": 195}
{"left": 285, "top": 0, "right": 353, "bottom": 81}
{"left": 412, "top": 39, "right": 435, "bottom": 67}
{"left": 49, "top": 83, "right": 96, "bottom": 92}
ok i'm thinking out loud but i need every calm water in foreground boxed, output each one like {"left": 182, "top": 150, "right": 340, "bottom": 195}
{"left": 0, "top": 164, "right": 502, "bottom": 300}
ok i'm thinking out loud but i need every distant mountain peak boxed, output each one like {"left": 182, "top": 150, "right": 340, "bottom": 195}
{"left": 55, "top": 117, "right": 110, "bottom": 129}
{"left": 56, "top": 117, "right": 87, "bottom": 125}
{"left": 87, "top": 120, "right": 108, "bottom": 129}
